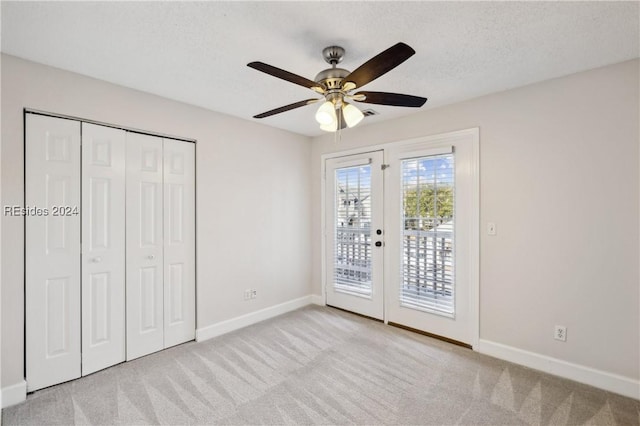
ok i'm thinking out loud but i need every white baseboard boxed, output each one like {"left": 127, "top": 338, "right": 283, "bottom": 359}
{"left": 1, "top": 380, "right": 27, "bottom": 408}
{"left": 476, "top": 339, "right": 640, "bottom": 400}
{"left": 196, "top": 295, "right": 313, "bottom": 342}
{"left": 310, "top": 294, "right": 325, "bottom": 306}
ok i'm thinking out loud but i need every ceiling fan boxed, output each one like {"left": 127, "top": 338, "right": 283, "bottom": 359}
{"left": 247, "top": 42, "right": 427, "bottom": 132}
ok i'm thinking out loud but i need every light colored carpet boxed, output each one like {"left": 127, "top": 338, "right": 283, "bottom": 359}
{"left": 2, "top": 305, "right": 639, "bottom": 425}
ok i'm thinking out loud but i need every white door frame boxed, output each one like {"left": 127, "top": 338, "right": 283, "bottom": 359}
{"left": 320, "top": 128, "right": 479, "bottom": 347}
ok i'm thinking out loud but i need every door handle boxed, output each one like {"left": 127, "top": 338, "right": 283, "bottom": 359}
{"left": 90, "top": 257, "right": 102, "bottom": 263}
{"left": 147, "top": 255, "right": 155, "bottom": 260}
{"left": 375, "top": 241, "right": 383, "bottom": 247}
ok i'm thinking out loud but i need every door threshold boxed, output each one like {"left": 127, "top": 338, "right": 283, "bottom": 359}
{"left": 388, "top": 321, "right": 472, "bottom": 349}
{"left": 325, "top": 305, "right": 471, "bottom": 349}
{"left": 326, "top": 304, "right": 384, "bottom": 323}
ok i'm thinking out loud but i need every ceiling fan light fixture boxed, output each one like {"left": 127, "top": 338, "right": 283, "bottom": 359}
{"left": 319, "top": 120, "right": 338, "bottom": 132}
{"left": 315, "top": 100, "right": 337, "bottom": 125}
{"left": 342, "top": 102, "right": 364, "bottom": 128}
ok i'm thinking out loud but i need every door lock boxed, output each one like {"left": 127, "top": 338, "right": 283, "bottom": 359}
{"left": 375, "top": 241, "right": 382, "bottom": 247}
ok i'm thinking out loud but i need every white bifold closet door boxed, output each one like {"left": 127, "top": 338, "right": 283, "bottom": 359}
{"left": 162, "top": 139, "right": 196, "bottom": 348}
{"left": 27, "top": 114, "right": 196, "bottom": 390}
{"left": 26, "top": 114, "right": 82, "bottom": 391}
{"left": 81, "top": 123, "right": 126, "bottom": 375}
{"left": 126, "top": 133, "right": 165, "bottom": 360}
{"left": 126, "top": 133, "right": 195, "bottom": 360}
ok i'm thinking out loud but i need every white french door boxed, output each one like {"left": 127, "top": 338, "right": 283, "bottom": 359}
{"left": 325, "top": 151, "right": 384, "bottom": 320}
{"left": 385, "top": 133, "right": 477, "bottom": 345}
{"left": 81, "top": 123, "right": 126, "bottom": 375}
{"left": 324, "top": 130, "right": 478, "bottom": 346}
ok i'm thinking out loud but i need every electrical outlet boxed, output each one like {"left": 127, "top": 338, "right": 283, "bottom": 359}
{"left": 244, "top": 289, "right": 252, "bottom": 300}
{"left": 487, "top": 222, "right": 497, "bottom": 236}
{"left": 251, "top": 289, "right": 257, "bottom": 299}
{"left": 554, "top": 325, "right": 567, "bottom": 342}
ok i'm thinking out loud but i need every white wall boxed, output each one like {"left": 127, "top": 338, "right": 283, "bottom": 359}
{"left": 311, "top": 60, "right": 639, "bottom": 384}
{"left": 1, "top": 54, "right": 312, "bottom": 390}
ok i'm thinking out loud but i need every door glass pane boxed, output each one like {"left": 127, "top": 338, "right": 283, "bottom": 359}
{"left": 400, "top": 154, "right": 455, "bottom": 316}
{"left": 334, "top": 165, "right": 372, "bottom": 297}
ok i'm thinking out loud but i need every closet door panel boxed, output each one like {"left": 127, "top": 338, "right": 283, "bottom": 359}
{"left": 81, "top": 123, "right": 126, "bottom": 375}
{"left": 26, "top": 114, "right": 81, "bottom": 391}
{"left": 163, "top": 139, "right": 196, "bottom": 347}
{"left": 126, "top": 132, "right": 164, "bottom": 360}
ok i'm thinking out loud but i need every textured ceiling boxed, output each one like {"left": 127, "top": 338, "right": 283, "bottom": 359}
{"left": 2, "top": 1, "right": 638, "bottom": 137}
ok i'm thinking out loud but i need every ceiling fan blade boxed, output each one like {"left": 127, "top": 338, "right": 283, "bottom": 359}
{"left": 253, "top": 98, "right": 319, "bottom": 119}
{"left": 248, "top": 62, "right": 324, "bottom": 93}
{"left": 354, "top": 91, "right": 427, "bottom": 107}
{"left": 343, "top": 42, "right": 415, "bottom": 89}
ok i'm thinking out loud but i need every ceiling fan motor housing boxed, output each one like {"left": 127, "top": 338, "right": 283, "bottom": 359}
{"left": 317, "top": 46, "right": 350, "bottom": 92}
{"left": 315, "top": 67, "right": 350, "bottom": 90}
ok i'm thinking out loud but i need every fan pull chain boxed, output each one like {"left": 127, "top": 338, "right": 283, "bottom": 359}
{"left": 334, "top": 107, "right": 343, "bottom": 145}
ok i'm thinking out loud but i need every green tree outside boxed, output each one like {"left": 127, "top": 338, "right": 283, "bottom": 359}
{"left": 403, "top": 185, "right": 454, "bottom": 230}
